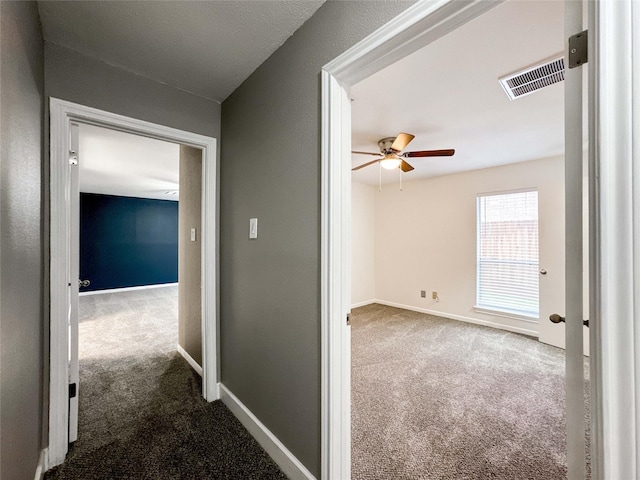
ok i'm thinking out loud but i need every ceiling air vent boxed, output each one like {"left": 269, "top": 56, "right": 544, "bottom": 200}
{"left": 499, "top": 55, "right": 565, "bottom": 100}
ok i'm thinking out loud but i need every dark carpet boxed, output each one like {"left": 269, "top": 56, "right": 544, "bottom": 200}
{"left": 45, "top": 287, "right": 286, "bottom": 480}
{"left": 351, "top": 303, "right": 590, "bottom": 480}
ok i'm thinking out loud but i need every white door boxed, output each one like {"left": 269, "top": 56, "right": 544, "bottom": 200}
{"left": 558, "top": 2, "right": 590, "bottom": 478}
{"left": 537, "top": 5, "right": 590, "bottom": 357}
{"left": 68, "top": 121, "right": 80, "bottom": 443}
{"left": 537, "top": 2, "right": 588, "bottom": 478}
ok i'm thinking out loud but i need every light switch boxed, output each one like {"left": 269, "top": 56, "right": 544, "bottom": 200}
{"left": 190, "top": 228, "right": 197, "bottom": 242}
{"left": 249, "top": 218, "right": 258, "bottom": 239}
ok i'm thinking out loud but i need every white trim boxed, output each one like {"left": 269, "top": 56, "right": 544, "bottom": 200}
{"left": 320, "top": 70, "right": 352, "bottom": 480}
{"left": 48, "top": 98, "right": 71, "bottom": 466}
{"left": 587, "top": 6, "right": 602, "bottom": 476}
{"left": 34, "top": 449, "right": 47, "bottom": 480}
{"left": 48, "top": 98, "right": 219, "bottom": 468}
{"left": 477, "top": 186, "right": 538, "bottom": 197}
{"left": 472, "top": 306, "right": 539, "bottom": 324}
{"left": 323, "top": 0, "right": 503, "bottom": 86}
{"left": 321, "top": 2, "right": 503, "bottom": 478}
{"left": 564, "top": 2, "right": 587, "bottom": 477}
{"left": 219, "top": 384, "right": 316, "bottom": 480}
{"left": 373, "top": 300, "right": 538, "bottom": 337}
{"left": 590, "top": 1, "right": 640, "bottom": 477}
{"left": 177, "top": 344, "right": 203, "bottom": 377}
{"left": 78, "top": 282, "right": 178, "bottom": 296}
{"left": 350, "top": 299, "right": 376, "bottom": 309}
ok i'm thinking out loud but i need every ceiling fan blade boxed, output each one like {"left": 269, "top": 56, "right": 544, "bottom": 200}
{"left": 400, "top": 160, "right": 414, "bottom": 172}
{"left": 352, "top": 159, "right": 381, "bottom": 171}
{"left": 352, "top": 150, "right": 383, "bottom": 156}
{"left": 391, "top": 133, "right": 415, "bottom": 152}
{"left": 403, "top": 148, "right": 455, "bottom": 158}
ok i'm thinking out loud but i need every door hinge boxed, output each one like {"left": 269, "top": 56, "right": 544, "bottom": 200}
{"left": 69, "top": 383, "right": 77, "bottom": 399}
{"left": 346, "top": 313, "right": 351, "bottom": 326}
{"left": 568, "top": 30, "right": 588, "bottom": 68}
{"left": 69, "top": 150, "right": 78, "bottom": 165}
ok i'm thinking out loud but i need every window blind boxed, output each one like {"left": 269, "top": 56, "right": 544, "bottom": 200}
{"left": 477, "top": 190, "right": 539, "bottom": 318}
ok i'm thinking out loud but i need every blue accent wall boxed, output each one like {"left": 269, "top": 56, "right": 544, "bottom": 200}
{"left": 80, "top": 193, "right": 178, "bottom": 291}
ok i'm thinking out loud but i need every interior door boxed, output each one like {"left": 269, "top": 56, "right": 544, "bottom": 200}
{"left": 68, "top": 121, "right": 80, "bottom": 443}
{"left": 537, "top": 6, "right": 590, "bottom": 358}
{"left": 535, "top": 1, "right": 589, "bottom": 477}
{"left": 563, "top": 2, "right": 587, "bottom": 478}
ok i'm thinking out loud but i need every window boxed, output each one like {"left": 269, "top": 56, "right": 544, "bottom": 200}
{"left": 476, "top": 190, "right": 539, "bottom": 319}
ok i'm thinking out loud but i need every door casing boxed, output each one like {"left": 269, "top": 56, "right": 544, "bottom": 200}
{"left": 47, "top": 98, "right": 219, "bottom": 469}
{"left": 320, "top": 0, "right": 639, "bottom": 478}
{"left": 320, "top": 2, "right": 506, "bottom": 478}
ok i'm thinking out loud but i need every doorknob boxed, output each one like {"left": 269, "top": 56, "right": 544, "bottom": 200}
{"left": 549, "top": 313, "right": 589, "bottom": 327}
{"left": 549, "top": 313, "right": 565, "bottom": 323}
{"left": 79, "top": 279, "right": 90, "bottom": 288}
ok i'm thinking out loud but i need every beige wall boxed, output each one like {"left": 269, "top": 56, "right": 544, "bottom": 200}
{"left": 178, "top": 146, "right": 202, "bottom": 366}
{"left": 351, "top": 182, "right": 376, "bottom": 306}
{"left": 369, "top": 156, "right": 565, "bottom": 336}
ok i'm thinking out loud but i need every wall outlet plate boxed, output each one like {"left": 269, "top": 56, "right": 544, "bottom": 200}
{"left": 432, "top": 291, "right": 438, "bottom": 300}
{"left": 420, "top": 290, "right": 426, "bottom": 298}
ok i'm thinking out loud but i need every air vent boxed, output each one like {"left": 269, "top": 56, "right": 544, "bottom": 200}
{"left": 499, "top": 56, "right": 565, "bottom": 100}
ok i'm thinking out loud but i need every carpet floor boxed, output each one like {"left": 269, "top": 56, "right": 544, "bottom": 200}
{"left": 351, "top": 303, "right": 590, "bottom": 480}
{"left": 45, "top": 286, "right": 286, "bottom": 480}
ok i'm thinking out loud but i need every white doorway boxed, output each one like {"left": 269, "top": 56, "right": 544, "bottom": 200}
{"left": 48, "top": 98, "right": 218, "bottom": 468}
{"left": 72, "top": 124, "right": 202, "bottom": 447}
{"left": 318, "top": 0, "right": 640, "bottom": 478}
{"left": 346, "top": 1, "right": 586, "bottom": 478}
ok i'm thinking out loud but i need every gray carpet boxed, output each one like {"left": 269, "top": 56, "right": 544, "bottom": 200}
{"left": 45, "top": 286, "right": 286, "bottom": 480}
{"left": 351, "top": 303, "right": 590, "bottom": 479}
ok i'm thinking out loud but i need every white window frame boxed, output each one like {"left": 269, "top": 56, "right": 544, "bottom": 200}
{"left": 475, "top": 189, "right": 540, "bottom": 321}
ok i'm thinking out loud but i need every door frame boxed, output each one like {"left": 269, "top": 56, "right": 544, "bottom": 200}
{"left": 588, "top": 2, "right": 640, "bottom": 478}
{"left": 48, "top": 98, "right": 219, "bottom": 468}
{"left": 320, "top": 2, "right": 504, "bottom": 477}
{"left": 321, "top": 0, "right": 639, "bottom": 477}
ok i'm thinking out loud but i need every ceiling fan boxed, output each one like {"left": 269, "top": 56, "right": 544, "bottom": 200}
{"left": 352, "top": 133, "right": 455, "bottom": 172}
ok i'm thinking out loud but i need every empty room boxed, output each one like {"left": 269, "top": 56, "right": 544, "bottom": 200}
{"left": 52, "top": 124, "right": 207, "bottom": 475}
{"left": 350, "top": 1, "right": 589, "bottom": 478}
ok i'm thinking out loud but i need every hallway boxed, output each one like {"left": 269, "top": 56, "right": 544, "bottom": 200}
{"left": 45, "top": 287, "right": 285, "bottom": 479}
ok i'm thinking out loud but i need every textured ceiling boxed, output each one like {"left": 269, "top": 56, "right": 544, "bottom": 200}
{"left": 37, "top": 0, "right": 325, "bottom": 102}
{"left": 56, "top": 0, "right": 564, "bottom": 195}
{"left": 351, "top": 0, "right": 565, "bottom": 186}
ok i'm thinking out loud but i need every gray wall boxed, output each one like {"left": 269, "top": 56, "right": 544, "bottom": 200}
{"left": 42, "top": 41, "right": 221, "bottom": 450}
{"left": 0, "top": 2, "right": 45, "bottom": 479}
{"left": 220, "top": 1, "right": 413, "bottom": 475}
{"left": 179, "top": 146, "right": 203, "bottom": 366}
{"left": 44, "top": 42, "right": 221, "bottom": 138}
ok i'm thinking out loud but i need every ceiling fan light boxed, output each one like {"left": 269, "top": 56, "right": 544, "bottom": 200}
{"left": 380, "top": 156, "right": 401, "bottom": 170}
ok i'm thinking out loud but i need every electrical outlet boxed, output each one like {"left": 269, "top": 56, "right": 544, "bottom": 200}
{"left": 432, "top": 291, "right": 438, "bottom": 300}
{"left": 420, "top": 290, "right": 426, "bottom": 298}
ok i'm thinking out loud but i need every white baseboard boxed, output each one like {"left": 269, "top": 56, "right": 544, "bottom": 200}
{"left": 373, "top": 299, "right": 538, "bottom": 337}
{"left": 219, "top": 384, "right": 315, "bottom": 480}
{"left": 34, "top": 449, "right": 47, "bottom": 480}
{"left": 351, "top": 299, "right": 376, "bottom": 309}
{"left": 79, "top": 282, "right": 178, "bottom": 296}
{"left": 177, "top": 344, "right": 203, "bottom": 377}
